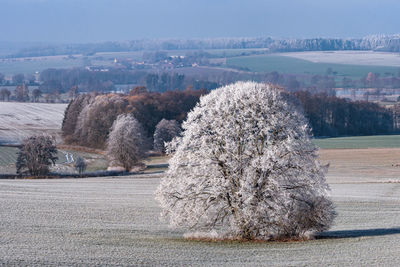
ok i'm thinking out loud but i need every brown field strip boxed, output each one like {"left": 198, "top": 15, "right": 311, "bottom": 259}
{"left": 320, "top": 148, "right": 400, "bottom": 184}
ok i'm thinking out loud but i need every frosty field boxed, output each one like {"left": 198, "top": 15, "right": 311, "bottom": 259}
{"left": 279, "top": 51, "right": 400, "bottom": 67}
{"left": 0, "top": 102, "right": 67, "bottom": 144}
{"left": 0, "top": 149, "right": 399, "bottom": 266}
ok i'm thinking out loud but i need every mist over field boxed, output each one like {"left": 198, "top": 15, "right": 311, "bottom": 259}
{"left": 1, "top": 0, "right": 400, "bottom": 43}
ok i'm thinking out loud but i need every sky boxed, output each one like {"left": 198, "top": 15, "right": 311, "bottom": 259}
{"left": 0, "top": 0, "right": 399, "bottom": 43}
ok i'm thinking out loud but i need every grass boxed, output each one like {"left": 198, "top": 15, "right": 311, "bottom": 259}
{"left": 0, "top": 48, "right": 270, "bottom": 75}
{"left": 0, "top": 57, "right": 84, "bottom": 75}
{"left": 0, "top": 146, "right": 109, "bottom": 174}
{"left": 314, "top": 135, "right": 400, "bottom": 149}
{"left": 280, "top": 51, "right": 400, "bottom": 67}
{"left": 0, "top": 147, "right": 18, "bottom": 166}
{"left": 0, "top": 172, "right": 399, "bottom": 265}
{"left": 226, "top": 54, "right": 400, "bottom": 79}
{"left": 0, "top": 145, "right": 170, "bottom": 174}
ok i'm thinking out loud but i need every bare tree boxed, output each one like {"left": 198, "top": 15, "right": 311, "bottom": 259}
{"left": 0, "top": 88, "right": 11, "bottom": 101}
{"left": 16, "top": 135, "right": 58, "bottom": 176}
{"left": 32, "top": 88, "right": 42, "bottom": 102}
{"left": 156, "top": 82, "right": 336, "bottom": 241}
{"left": 153, "top": 119, "right": 181, "bottom": 153}
{"left": 69, "top": 86, "right": 79, "bottom": 100}
{"left": 106, "top": 114, "right": 147, "bottom": 171}
{"left": 74, "top": 156, "right": 87, "bottom": 175}
{"left": 15, "top": 84, "right": 29, "bottom": 102}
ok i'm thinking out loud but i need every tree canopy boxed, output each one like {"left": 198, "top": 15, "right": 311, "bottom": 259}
{"left": 16, "top": 135, "right": 58, "bottom": 176}
{"left": 106, "top": 114, "right": 147, "bottom": 171}
{"left": 156, "top": 82, "right": 335, "bottom": 241}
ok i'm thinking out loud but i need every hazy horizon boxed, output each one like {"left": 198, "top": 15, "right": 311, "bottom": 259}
{"left": 1, "top": 0, "right": 400, "bottom": 44}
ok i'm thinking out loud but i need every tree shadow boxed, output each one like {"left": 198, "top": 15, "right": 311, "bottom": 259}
{"left": 317, "top": 227, "right": 400, "bottom": 239}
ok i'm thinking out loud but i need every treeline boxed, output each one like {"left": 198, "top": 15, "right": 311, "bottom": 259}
{"left": 39, "top": 68, "right": 146, "bottom": 93}
{"left": 7, "top": 34, "right": 400, "bottom": 58}
{"left": 145, "top": 73, "right": 219, "bottom": 92}
{"left": 0, "top": 73, "right": 37, "bottom": 86}
{"left": 62, "top": 88, "right": 207, "bottom": 148}
{"left": 0, "top": 84, "right": 64, "bottom": 103}
{"left": 39, "top": 68, "right": 219, "bottom": 93}
{"left": 294, "top": 91, "right": 395, "bottom": 136}
{"left": 62, "top": 87, "right": 397, "bottom": 149}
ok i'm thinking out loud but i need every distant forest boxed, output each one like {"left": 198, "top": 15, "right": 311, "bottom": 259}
{"left": 5, "top": 34, "right": 400, "bottom": 58}
{"left": 37, "top": 68, "right": 219, "bottom": 93}
{"left": 62, "top": 89, "right": 207, "bottom": 148}
{"left": 293, "top": 91, "right": 395, "bottom": 137}
{"left": 62, "top": 89, "right": 398, "bottom": 149}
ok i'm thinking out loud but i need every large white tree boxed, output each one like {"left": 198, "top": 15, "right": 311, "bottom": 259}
{"left": 106, "top": 114, "right": 147, "bottom": 171}
{"left": 156, "top": 81, "right": 335, "bottom": 241}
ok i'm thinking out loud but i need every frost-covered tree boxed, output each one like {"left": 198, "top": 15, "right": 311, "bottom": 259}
{"left": 106, "top": 114, "right": 147, "bottom": 171}
{"left": 156, "top": 81, "right": 335, "bottom": 241}
{"left": 16, "top": 135, "right": 58, "bottom": 176}
{"left": 153, "top": 119, "right": 181, "bottom": 153}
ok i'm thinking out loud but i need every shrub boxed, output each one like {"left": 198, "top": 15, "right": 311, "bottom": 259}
{"left": 16, "top": 135, "right": 58, "bottom": 176}
{"left": 74, "top": 156, "right": 87, "bottom": 175}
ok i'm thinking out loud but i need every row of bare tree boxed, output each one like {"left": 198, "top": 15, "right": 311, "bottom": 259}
{"left": 0, "top": 85, "right": 64, "bottom": 103}
{"left": 61, "top": 87, "right": 206, "bottom": 148}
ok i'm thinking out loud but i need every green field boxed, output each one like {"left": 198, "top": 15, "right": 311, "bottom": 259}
{"left": 314, "top": 135, "right": 400, "bottom": 149}
{"left": 0, "top": 57, "right": 85, "bottom": 75}
{"left": 0, "top": 147, "right": 18, "bottom": 166}
{"left": 0, "top": 147, "right": 108, "bottom": 173}
{"left": 226, "top": 54, "right": 400, "bottom": 79}
{"left": 0, "top": 146, "right": 73, "bottom": 168}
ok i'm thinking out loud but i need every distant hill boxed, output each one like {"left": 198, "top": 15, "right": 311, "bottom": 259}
{"left": 4, "top": 34, "right": 400, "bottom": 58}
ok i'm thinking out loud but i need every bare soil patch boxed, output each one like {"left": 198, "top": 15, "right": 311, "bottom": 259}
{"left": 320, "top": 148, "right": 400, "bottom": 184}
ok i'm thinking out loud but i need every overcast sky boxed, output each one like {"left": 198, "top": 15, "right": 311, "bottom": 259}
{"left": 0, "top": 0, "right": 399, "bottom": 43}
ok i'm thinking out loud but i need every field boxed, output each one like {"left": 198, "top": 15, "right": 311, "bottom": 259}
{"left": 0, "top": 48, "right": 266, "bottom": 76}
{"left": 0, "top": 146, "right": 399, "bottom": 265}
{"left": 226, "top": 54, "right": 400, "bottom": 79}
{"left": 280, "top": 51, "right": 400, "bottom": 67}
{"left": 0, "top": 105, "right": 399, "bottom": 266}
{"left": 314, "top": 135, "right": 400, "bottom": 149}
{"left": 0, "top": 146, "right": 108, "bottom": 174}
{"left": 3, "top": 49, "right": 400, "bottom": 84}
{"left": 0, "top": 56, "right": 85, "bottom": 75}
{"left": 0, "top": 102, "right": 67, "bottom": 145}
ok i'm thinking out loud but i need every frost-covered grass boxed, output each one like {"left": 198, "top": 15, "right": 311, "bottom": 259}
{"left": 314, "top": 135, "right": 400, "bottom": 149}
{"left": 279, "top": 51, "right": 400, "bottom": 67}
{"left": 0, "top": 173, "right": 399, "bottom": 266}
{"left": 0, "top": 102, "right": 67, "bottom": 145}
